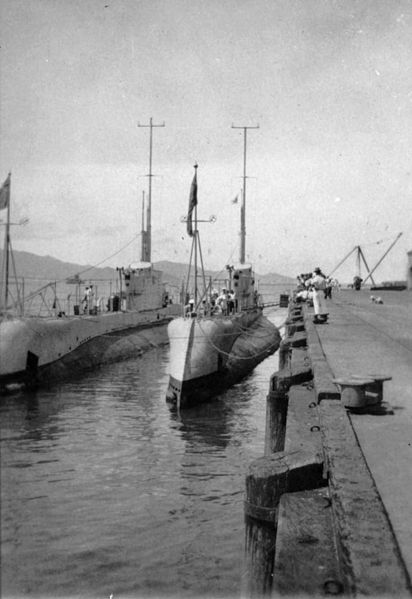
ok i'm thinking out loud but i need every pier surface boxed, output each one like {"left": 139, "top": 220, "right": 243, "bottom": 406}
{"left": 315, "top": 288, "right": 412, "bottom": 578}
{"left": 244, "top": 288, "right": 412, "bottom": 597}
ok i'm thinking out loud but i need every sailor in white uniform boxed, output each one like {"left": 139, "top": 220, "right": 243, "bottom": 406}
{"left": 310, "top": 268, "right": 328, "bottom": 323}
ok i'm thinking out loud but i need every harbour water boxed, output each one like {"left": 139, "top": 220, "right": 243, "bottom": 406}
{"left": 1, "top": 307, "right": 286, "bottom": 599}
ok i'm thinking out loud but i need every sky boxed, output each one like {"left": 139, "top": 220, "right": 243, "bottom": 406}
{"left": 1, "top": 0, "right": 412, "bottom": 283}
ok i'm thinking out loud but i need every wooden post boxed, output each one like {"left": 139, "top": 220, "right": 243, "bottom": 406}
{"left": 265, "top": 389, "right": 288, "bottom": 455}
{"left": 244, "top": 513, "right": 277, "bottom": 598}
{"left": 244, "top": 450, "right": 324, "bottom": 597}
{"left": 265, "top": 369, "right": 293, "bottom": 455}
{"left": 278, "top": 340, "right": 291, "bottom": 370}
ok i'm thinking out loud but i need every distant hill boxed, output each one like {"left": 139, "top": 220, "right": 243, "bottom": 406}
{"left": 0, "top": 250, "right": 295, "bottom": 290}
{"left": 0, "top": 249, "right": 117, "bottom": 283}
{"left": 156, "top": 260, "right": 295, "bottom": 288}
{"left": 255, "top": 271, "right": 296, "bottom": 287}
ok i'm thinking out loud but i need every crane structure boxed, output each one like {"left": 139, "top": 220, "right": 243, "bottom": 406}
{"left": 329, "top": 233, "right": 403, "bottom": 286}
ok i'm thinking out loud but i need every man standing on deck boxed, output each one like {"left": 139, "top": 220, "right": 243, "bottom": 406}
{"left": 311, "top": 268, "right": 328, "bottom": 324}
{"left": 82, "top": 286, "right": 90, "bottom": 314}
{"left": 217, "top": 289, "right": 228, "bottom": 315}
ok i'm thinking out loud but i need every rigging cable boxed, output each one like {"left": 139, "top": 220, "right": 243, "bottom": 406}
{"left": 21, "top": 233, "right": 142, "bottom": 305}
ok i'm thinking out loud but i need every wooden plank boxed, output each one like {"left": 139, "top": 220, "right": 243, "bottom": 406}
{"left": 287, "top": 330, "right": 308, "bottom": 348}
{"left": 290, "top": 347, "right": 312, "bottom": 382}
{"left": 272, "top": 488, "right": 343, "bottom": 597}
{"left": 285, "top": 385, "right": 323, "bottom": 461}
{"left": 285, "top": 314, "right": 303, "bottom": 324}
{"left": 290, "top": 347, "right": 310, "bottom": 370}
{"left": 312, "top": 358, "right": 341, "bottom": 401}
{"left": 319, "top": 400, "right": 411, "bottom": 596}
{"left": 304, "top": 311, "right": 340, "bottom": 401}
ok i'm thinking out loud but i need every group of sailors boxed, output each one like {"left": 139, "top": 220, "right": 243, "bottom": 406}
{"left": 81, "top": 285, "right": 122, "bottom": 315}
{"left": 185, "top": 288, "right": 237, "bottom": 317}
{"left": 82, "top": 285, "right": 97, "bottom": 314}
{"left": 296, "top": 269, "right": 340, "bottom": 324}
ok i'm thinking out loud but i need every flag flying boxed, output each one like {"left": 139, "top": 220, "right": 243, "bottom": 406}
{"left": 186, "top": 166, "right": 198, "bottom": 237}
{"left": 0, "top": 173, "right": 11, "bottom": 211}
{"left": 231, "top": 193, "right": 239, "bottom": 204}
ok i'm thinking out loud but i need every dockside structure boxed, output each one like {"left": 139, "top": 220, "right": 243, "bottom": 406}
{"left": 243, "top": 297, "right": 411, "bottom": 597}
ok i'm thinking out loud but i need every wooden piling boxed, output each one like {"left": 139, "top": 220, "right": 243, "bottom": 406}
{"left": 244, "top": 450, "right": 325, "bottom": 597}
{"left": 265, "top": 388, "right": 287, "bottom": 455}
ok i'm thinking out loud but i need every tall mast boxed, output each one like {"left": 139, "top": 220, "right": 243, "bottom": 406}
{"left": 140, "top": 190, "right": 146, "bottom": 261}
{"left": 232, "top": 124, "right": 259, "bottom": 264}
{"left": 184, "top": 164, "right": 213, "bottom": 310}
{"left": 194, "top": 166, "right": 198, "bottom": 307}
{"left": 1, "top": 173, "right": 11, "bottom": 310}
{"left": 4, "top": 191, "right": 11, "bottom": 309}
{"left": 138, "top": 117, "right": 165, "bottom": 262}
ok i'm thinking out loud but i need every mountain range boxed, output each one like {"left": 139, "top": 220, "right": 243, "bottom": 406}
{"left": 0, "top": 249, "right": 295, "bottom": 291}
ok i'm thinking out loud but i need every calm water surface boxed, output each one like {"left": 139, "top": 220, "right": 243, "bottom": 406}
{"left": 1, "top": 308, "right": 286, "bottom": 599}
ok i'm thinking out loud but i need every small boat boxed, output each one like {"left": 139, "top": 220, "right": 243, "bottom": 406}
{"left": 0, "top": 130, "right": 181, "bottom": 391}
{"left": 166, "top": 164, "right": 281, "bottom": 409}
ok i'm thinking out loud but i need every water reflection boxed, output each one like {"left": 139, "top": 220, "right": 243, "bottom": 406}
{"left": 0, "top": 308, "right": 285, "bottom": 598}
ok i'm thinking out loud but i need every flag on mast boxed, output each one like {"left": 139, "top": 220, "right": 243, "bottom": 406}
{"left": 0, "top": 173, "right": 11, "bottom": 211}
{"left": 232, "top": 189, "right": 242, "bottom": 204}
{"left": 186, "top": 165, "right": 198, "bottom": 237}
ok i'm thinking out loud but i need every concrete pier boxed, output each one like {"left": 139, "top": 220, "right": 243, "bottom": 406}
{"left": 244, "top": 289, "right": 412, "bottom": 597}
